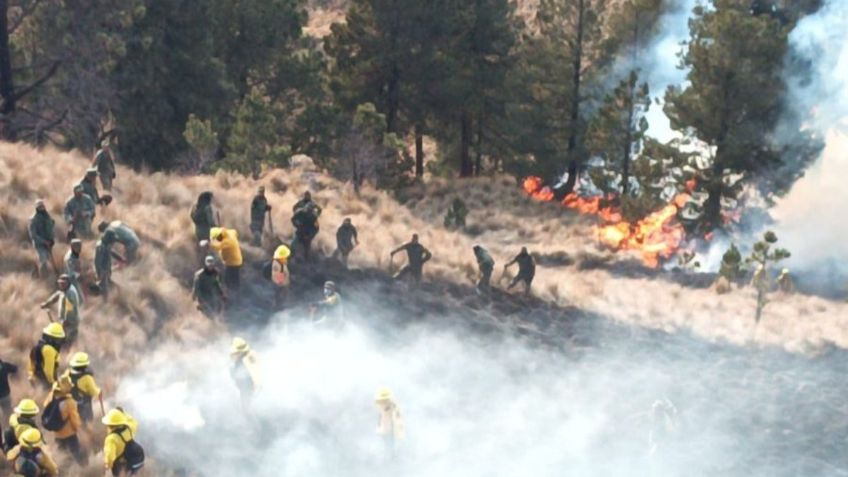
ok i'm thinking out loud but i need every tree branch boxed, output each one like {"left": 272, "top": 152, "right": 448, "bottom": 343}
{"left": 13, "top": 60, "right": 59, "bottom": 101}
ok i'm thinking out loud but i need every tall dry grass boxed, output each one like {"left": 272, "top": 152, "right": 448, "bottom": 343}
{"left": 2, "top": 141, "right": 847, "bottom": 473}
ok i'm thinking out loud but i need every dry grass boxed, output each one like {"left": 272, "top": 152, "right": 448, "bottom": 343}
{"left": 2, "top": 141, "right": 847, "bottom": 473}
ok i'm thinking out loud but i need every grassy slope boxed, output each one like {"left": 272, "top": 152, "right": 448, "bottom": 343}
{"left": 1, "top": 142, "right": 846, "bottom": 474}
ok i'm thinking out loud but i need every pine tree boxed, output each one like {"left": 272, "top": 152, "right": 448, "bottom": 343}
{"left": 222, "top": 87, "right": 290, "bottom": 176}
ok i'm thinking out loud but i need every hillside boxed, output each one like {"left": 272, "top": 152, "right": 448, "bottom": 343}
{"left": 1, "top": 143, "right": 848, "bottom": 475}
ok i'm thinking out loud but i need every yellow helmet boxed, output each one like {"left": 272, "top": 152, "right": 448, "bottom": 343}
{"left": 14, "top": 399, "right": 39, "bottom": 416}
{"left": 70, "top": 352, "right": 90, "bottom": 368}
{"left": 210, "top": 227, "right": 223, "bottom": 240}
{"left": 20, "top": 428, "right": 42, "bottom": 448}
{"left": 230, "top": 337, "right": 249, "bottom": 355}
{"left": 273, "top": 245, "right": 291, "bottom": 261}
{"left": 102, "top": 409, "right": 128, "bottom": 427}
{"left": 375, "top": 387, "right": 394, "bottom": 402}
{"left": 42, "top": 322, "right": 65, "bottom": 339}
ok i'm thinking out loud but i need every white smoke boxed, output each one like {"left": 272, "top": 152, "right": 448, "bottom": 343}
{"left": 771, "top": 0, "right": 848, "bottom": 288}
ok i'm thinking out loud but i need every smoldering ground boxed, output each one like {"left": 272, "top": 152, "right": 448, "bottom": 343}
{"left": 116, "top": 292, "right": 848, "bottom": 477}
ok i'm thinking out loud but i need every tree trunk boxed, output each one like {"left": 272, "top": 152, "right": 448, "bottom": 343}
{"left": 459, "top": 111, "right": 473, "bottom": 178}
{"left": 560, "top": 0, "right": 585, "bottom": 197}
{"left": 622, "top": 86, "right": 634, "bottom": 195}
{"left": 474, "top": 114, "right": 483, "bottom": 176}
{"left": 0, "top": 0, "right": 16, "bottom": 140}
{"left": 385, "top": 0, "right": 401, "bottom": 133}
{"left": 414, "top": 126, "right": 424, "bottom": 177}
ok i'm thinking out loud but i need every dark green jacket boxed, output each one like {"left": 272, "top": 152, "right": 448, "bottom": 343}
{"left": 28, "top": 211, "right": 55, "bottom": 248}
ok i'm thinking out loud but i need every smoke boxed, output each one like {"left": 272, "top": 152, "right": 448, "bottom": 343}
{"left": 116, "top": 303, "right": 848, "bottom": 477}
{"left": 771, "top": 0, "right": 848, "bottom": 292}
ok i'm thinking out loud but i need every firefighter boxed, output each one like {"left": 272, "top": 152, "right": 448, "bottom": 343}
{"left": 292, "top": 191, "right": 321, "bottom": 215}
{"left": 333, "top": 218, "right": 359, "bottom": 266}
{"left": 202, "top": 227, "right": 243, "bottom": 292}
{"left": 78, "top": 168, "right": 102, "bottom": 205}
{"left": 648, "top": 398, "right": 678, "bottom": 456}
{"left": 28, "top": 323, "right": 64, "bottom": 390}
{"left": 3, "top": 399, "right": 38, "bottom": 453}
{"left": 102, "top": 408, "right": 144, "bottom": 476}
{"left": 63, "top": 352, "right": 101, "bottom": 424}
{"left": 28, "top": 199, "right": 55, "bottom": 279}
{"left": 190, "top": 191, "right": 217, "bottom": 244}
{"left": 40, "top": 274, "right": 82, "bottom": 344}
{"left": 42, "top": 375, "right": 85, "bottom": 465}
{"left": 473, "top": 245, "right": 495, "bottom": 291}
{"left": 230, "top": 338, "right": 260, "bottom": 409}
{"left": 250, "top": 186, "right": 272, "bottom": 246}
{"left": 98, "top": 220, "right": 141, "bottom": 263}
{"left": 505, "top": 247, "right": 536, "bottom": 295}
{"left": 374, "top": 387, "right": 405, "bottom": 460}
{"left": 390, "top": 234, "right": 432, "bottom": 283}
{"left": 63, "top": 238, "right": 85, "bottom": 305}
{"left": 5, "top": 428, "right": 59, "bottom": 477}
{"left": 64, "top": 184, "right": 96, "bottom": 239}
{"left": 0, "top": 358, "right": 18, "bottom": 419}
{"left": 270, "top": 245, "right": 291, "bottom": 308}
{"left": 92, "top": 144, "right": 117, "bottom": 191}
{"left": 95, "top": 229, "right": 122, "bottom": 297}
{"left": 777, "top": 268, "right": 794, "bottom": 293}
{"left": 311, "top": 281, "right": 344, "bottom": 329}
{"left": 192, "top": 256, "right": 226, "bottom": 317}
{"left": 291, "top": 202, "right": 320, "bottom": 262}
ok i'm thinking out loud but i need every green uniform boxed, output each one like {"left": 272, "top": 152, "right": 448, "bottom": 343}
{"left": 93, "top": 149, "right": 116, "bottom": 190}
{"left": 393, "top": 242, "right": 432, "bottom": 282}
{"left": 104, "top": 221, "right": 140, "bottom": 262}
{"left": 507, "top": 250, "right": 535, "bottom": 293}
{"left": 78, "top": 178, "right": 100, "bottom": 204}
{"left": 94, "top": 240, "right": 113, "bottom": 296}
{"left": 314, "top": 292, "right": 344, "bottom": 329}
{"left": 250, "top": 195, "right": 270, "bottom": 246}
{"left": 191, "top": 203, "right": 216, "bottom": 242}
{"left": 474, "top": 246, "right": 495, "bottom": 289}
{"left": 28, "top": 211, "right": 55, "bottom": 272}
{"left": 44, "top": 287, "right": 81, "bottom": 344}
{"left": 192, "top": 268, "right": 225, "bottom": 316}
{"left": 63, "top": 250, "right": 84, "bottom": 304}
{"left": 64, "top": 195, "right": 96, "bottom": 238}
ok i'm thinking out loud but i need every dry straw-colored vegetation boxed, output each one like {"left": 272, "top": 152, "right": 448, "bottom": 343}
{"left": 1, "top": 141, "right": 847, "bottom": 473}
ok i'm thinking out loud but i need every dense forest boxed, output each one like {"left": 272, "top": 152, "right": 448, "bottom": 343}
{"left": 0, "top": 0, "right": 824, "bottom": 232}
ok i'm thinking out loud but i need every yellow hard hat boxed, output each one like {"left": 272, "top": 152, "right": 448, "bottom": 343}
{"left": 375, "top": 387, "right": 393, "bottom": 402}
{"left": 14, "top": 399, "right": 39, "bottom": 416}
{"left": 230, "top": 337, "right": 249, "bottom": 355}
{"left": 102, "top": 409, "right": 128, "bottom": 427}
{"left": 43, "top": 322, "right": 65, "bottom": 339}
{"left": 70, "top": 352, "right": 90, "bottom": 368}
{"left": 274, "top": 245, "right": 291, "bottom": 261}
{"left": 210, "top": 227, "right": 223, "bottom": 240}
{"left": 20, "top": 428, "right": 42, "bottom": 448}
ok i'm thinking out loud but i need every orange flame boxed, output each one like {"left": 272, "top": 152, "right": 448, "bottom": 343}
{"left": 522, "top": 176, "right": 690, "bottom": 267}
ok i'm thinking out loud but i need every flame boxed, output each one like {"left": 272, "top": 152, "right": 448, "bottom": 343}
{"left": 522, "top": 176, "right": 690, "bottom": 267}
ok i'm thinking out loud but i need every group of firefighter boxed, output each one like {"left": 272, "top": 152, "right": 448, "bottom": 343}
{"left": 8, "top": 144, "right": 144, "bottom": 476}
{"left": 14, "top": 142, "right": 542, "bottom": 475}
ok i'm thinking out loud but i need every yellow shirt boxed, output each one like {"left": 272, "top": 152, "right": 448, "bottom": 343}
{"left": 65, "top": 369, "right": 101, "bottom": 398}
{"left": 103, "top": 413, "right": 139, "bottom": 470}
{"left": 28, "top": 343, "right": 59, "bottom": 384}
{"left": 209, "top": 228, "right": 243, "bottom": 266}
{"left": 6, "top": 445, "right": 59, "bottom": 476}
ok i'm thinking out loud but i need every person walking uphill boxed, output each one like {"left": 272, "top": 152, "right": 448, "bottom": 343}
{"left": 92, "top": 144, "right": 117, "bottom": 191}
{"left": 5, "top": 428, "right": 59, "bottom": 477}
{"left": 102, "top": 408, "right": 144, "bottom": 476}
{"left": 98, "top": 220, "right": 140, "bottom": 263}
{"left": 505, "top": 247, "right": 535, "bottom": 295}
{"left": 79, "top": 168, "right": 111, "bottom": 206}
{"left": 250, "top": 186, "right": 272, "bottom": 246}
{"left": 64, "top": 184, "right": 96, "bottom": 239}
{"left": 191, "top": 191, "right": 217, "bottom": 244}
{"left": 390, "top": 234, "right": 432, "bottom": 283}
{"left": 333, "top": 218, "right": 359, "bottom": 267}
{"left": 473, "top": 245, "right": 495, "bottom": 292}
{"left": 202, "top": 227, "right": 243, "bottom": 292}
{"left": 63, "top": 352, "right": 101, "bottom": 424}
{"left": 28, "top": 200, "right": 55, "bottom": 279}
{"left": 40, "top": 275, "right": 82, "bottom": 345}
{"left": 192, "top": 256, "right": 226, "bottom": 317}
{"left": 28, "top": 323, "right": 65, "bottom": 391}
{"left": 42, "top": 375, "right": 85, "bottom": 466}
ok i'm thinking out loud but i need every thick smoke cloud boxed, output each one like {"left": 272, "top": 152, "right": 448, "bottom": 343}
{"left": 772, "top": 0, "right": 848, "bottom": 289}
{"left": 117, "top": 309, "right": 848, "bottom": 476}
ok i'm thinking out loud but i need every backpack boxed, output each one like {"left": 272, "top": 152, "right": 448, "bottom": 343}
{"left": 41, "top": 398, "right": 67, "bottom": 431}
{"left": 15, "top": 448, "right": 41, "bottom": 477}
{"left": 69, "top": 371, "right": 93, "bottom": 403}
{"left": 116, "top": 431, "right": 145, "bottom": 471}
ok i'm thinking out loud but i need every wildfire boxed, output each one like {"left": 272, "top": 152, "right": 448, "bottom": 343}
{"left": 522, "top": 176, "right": 691, "bottom": 267}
